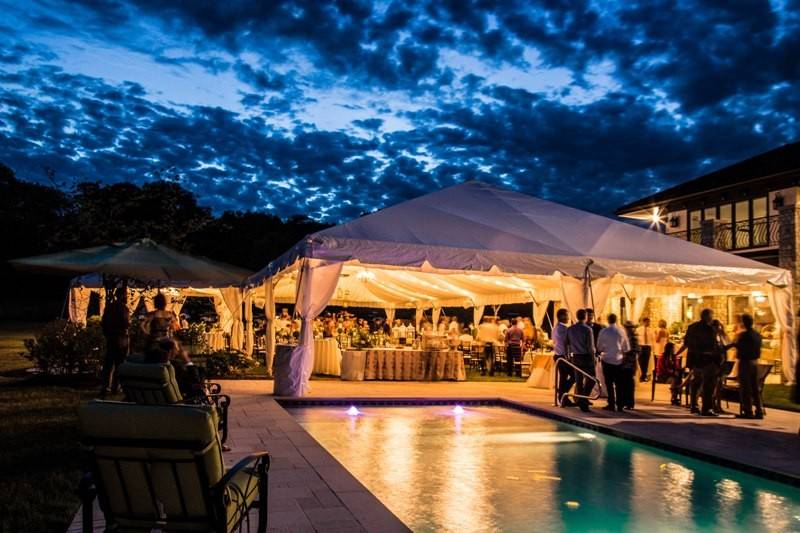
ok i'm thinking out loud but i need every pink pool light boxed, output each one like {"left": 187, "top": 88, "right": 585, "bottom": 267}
{"left": 346, "top": 405, "right": 361, "bottom": 416}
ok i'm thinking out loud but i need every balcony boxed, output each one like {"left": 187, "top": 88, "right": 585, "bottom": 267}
{"left": 667, "top": 215, "right": 780, "bottom": 251}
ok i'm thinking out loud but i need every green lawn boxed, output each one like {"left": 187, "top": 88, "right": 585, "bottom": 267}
{"left": 0, "top": 322, "right": 99, "bottom": 532}
{"left": 763, "top": 384, "right": 800, "bottom": 413}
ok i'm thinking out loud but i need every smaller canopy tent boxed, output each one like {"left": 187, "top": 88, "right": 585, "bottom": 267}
{"left": 249, "top": 181, "right": 795, "bottom": 396}
{"left": 13, "top": 240, "right": 254, "bottom": 352}
{"left": 10, "top": 238, "right": 251, "bottom": 285}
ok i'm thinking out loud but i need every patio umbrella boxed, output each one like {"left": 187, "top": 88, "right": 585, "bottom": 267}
{"left": 9, "top": 238, "right": 251, "bottom": 286}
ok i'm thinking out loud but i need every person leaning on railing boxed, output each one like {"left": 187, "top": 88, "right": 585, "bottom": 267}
{"left": 552, "top": 309, "right": 575, "bottom": 407}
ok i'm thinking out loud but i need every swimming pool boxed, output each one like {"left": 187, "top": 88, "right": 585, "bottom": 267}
{"left": 287, "top": 404, "right": 800, "bottom": 532}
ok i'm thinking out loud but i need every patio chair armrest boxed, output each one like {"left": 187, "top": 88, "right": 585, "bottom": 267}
{"left": 206, "top": 393, "right": 231, "bottom": 408}
{"left": 217, "top": 451, "right": 271, "bottom": 489}
{"left": 206, "top": 382, "right": 222, "bottom": 395}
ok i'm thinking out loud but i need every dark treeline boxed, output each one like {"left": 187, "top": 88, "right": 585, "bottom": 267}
{"left": 0, "top": 162, "right": 329, "bottom": 319}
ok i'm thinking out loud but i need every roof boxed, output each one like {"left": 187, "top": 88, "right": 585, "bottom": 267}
{"left": 251, "top": 181, "right": 787, "bottom": 286}
{"left": 616, "top": 140, "right": 800, "bottom": 216}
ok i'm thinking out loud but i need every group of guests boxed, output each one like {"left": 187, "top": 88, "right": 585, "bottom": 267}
{"left": 554, "top": 307, "right": 764, "bottom": 419}
{"left": 475, "top": 316, "right": 540, "bottom": 377}
{"left": 99, "top": 288, "right": 203, "bottom": 400}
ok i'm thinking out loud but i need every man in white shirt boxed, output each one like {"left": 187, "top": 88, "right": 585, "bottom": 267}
{"left": 476, "top": 317, "right": 500, "bottom": 376}
{"left": 597, "top": 313, "right": 631, "bottom": 412}
{"left": 636, "top": 317, "right": 654, "bottom": 383}
{"left": 551, "top": 308, "right": 574, "bottom": 407}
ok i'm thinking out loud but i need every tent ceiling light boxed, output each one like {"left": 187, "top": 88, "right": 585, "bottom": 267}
{"left": 356, "top": 270, "right": 376, "bottom": 282}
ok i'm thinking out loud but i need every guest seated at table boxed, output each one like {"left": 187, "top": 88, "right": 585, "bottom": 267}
{"left": 477, "top": 317, "right": 499, "bottom": 376}
{"left": 505, "top": 318, "right": 525, "bottom": 377}
{"left": 144, "top": 338, "right": 206, "bottom": 401}
{"left": 522, "top": 317, "right": 535, "bottom": 348}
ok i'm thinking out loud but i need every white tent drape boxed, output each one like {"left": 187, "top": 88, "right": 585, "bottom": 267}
{"left": 68, "top": 287, "right": 91, "bottom": 326}
{"left": 243, "top": 291, "right": 254, "bottom": 356}
{"left": 629, "top": 297, "right": 647, "bottom": 324}
{"left": 220, "top": 288, "right": 244, "bottom": 351}
{"left": 769, "top": 284, "right": 796, "bottom": 383}
{"left": 588, "top": 278, "right": 612, "bottom": 318}
{"left": 384, "top": 308, "right": 395, "bottom": 325}
{"left": 263, "top": 280, "right": 276, "bottom": 373}
{"left": 97, "top": 289, "right": 106, "bottom": 317}
{"left": 170, "top": 295, "right": 185, "bottom": 317}
{"left": 560, "top": 277, "right": 586, "bottom": 321}
{"left": 432, "top": 307, "right": 441, "bottom": 329}
{"left": 533, "top": 300, "right": 549, "bottom": 329}
{"left": 473, "top": 305, "right": 485, "bottom": 325}
{"left": 415, "top": 307, "right": 424, "bottom": 331}
{"left": 276, "top": 259, "right": 343, "bottom": 397}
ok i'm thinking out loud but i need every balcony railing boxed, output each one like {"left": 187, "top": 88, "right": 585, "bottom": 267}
{"left": 669, "top": 215, "right": 780, "bottom": 251}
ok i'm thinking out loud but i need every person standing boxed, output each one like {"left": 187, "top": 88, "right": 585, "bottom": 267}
{"left": 586, "top": 308, "right": 604, "bottom": 346}
{"left": 621, "top": 321, "right": 640, "bottom": 409}
{"left": 476, "top": 316, "right": 499, "bottom": 376}
{"left": 566, "top": 309, "right": 596, "bottom": 412}
{"left": 683, "top": 309, "right": 719, "bottom": 416}
{"left": 552, "top": 309, "right": 574, "bottom": 407}
{"left": 597, "top": 314, "right": 630, "bottom": 412}
{"left": 505, "top": 318, "right": 525, "bottom": 377}
{"left": 100, "top": 286, "right": 130, "bottom": 398}
{"left": 654, "top": 319, "right": 669, "bottom": 372}
{"left": 729, "top": 314, "right": 764, "bottom": 419}
{"left": 636, "top": 317, "right": 654, "bottom": 382}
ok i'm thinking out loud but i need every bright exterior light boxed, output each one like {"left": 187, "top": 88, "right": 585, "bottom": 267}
{"left": 452, "top": 405, "right": 465, "bottom": 415}
{"left": 346, "top": 406, "right": 360, "bottom": 416}
{"left": 650, "top": 207, "right": 662, "bottom": 224}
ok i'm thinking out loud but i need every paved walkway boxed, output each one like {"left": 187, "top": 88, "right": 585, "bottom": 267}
{"left": 70, "top": 379, "right": 800, "bottom": 532}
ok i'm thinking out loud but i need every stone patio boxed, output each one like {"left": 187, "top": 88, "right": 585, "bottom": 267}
{"left": 70, "top": 379, "right": 800, "bottom": 532}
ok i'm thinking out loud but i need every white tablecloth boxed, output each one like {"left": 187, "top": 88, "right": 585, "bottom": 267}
{"left": 313, "top": 338, "right": 342, "bottom": 376}
{"left": 204, "top": 331, "right": 226, "bottom": 351}
{"left": 525, "top": 352, "right": 556, "bottom": 389}
{"left": 342, "top": 348, "right": 466, "bottom": 381}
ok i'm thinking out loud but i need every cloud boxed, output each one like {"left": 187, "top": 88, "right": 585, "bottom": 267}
{"left": 0, "top": 0, "right": 797, "bottom": 223}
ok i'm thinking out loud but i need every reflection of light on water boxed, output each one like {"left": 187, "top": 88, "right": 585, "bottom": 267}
{"left": 757, "top": 491, "right": 793, "bottom": 532}
{"left": 577, "top": 432, "right": 596, "bottom": 440}
{"left": 565, "top": 501, "right": 580, "bottom": 509}
{"left": 659, "top": 462, "right": 694, "bottom": 519}
{"left": 486, "top": 432, "right": 593, "bottom": 444}
{"left": 715, "top": 478, "right": 742, "bottom": 530}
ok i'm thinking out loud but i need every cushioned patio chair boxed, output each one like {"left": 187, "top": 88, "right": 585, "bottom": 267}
{"left": 118, "top": 360, "right": 231, "bottom": 444}
{"left": 78, "top": 400, "right": 269, "bottom": 533}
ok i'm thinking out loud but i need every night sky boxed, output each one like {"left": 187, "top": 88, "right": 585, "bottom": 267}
{"left": 1, "top": 1, "right": 798, "bottom": 221}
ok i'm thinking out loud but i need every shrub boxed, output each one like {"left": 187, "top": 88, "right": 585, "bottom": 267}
{"left": 202, "top": 349, "right": 258, "bottom": 378}
{"left": 24, "top": 319, "right": 105, "bottom": 377}
{"left": 175, "top": 322, "right": 210, "bottom": 354}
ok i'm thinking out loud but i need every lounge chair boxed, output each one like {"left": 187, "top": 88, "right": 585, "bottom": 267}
{"left": 118, "top": 360, "right": 231, "bottom": 444}
{"left": 77, "top": 400, "right": 269, "bottom": 532}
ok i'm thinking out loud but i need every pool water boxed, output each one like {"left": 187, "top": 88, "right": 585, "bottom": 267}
{"left": 288, "top": 405, "right": 800, "bottom": 533}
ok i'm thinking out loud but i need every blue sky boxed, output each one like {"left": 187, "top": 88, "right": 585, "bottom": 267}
{"left": 1, "top": 0, "right": 798, "bottom": 220}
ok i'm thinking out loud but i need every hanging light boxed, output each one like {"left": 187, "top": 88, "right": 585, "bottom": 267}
{"left": 356, "top": 270, "right": 376, "bottom": 282}
{"left": 452, "top": 405, "right": 465, "bottom": 415}
{"left": 346, "top": 406, "right": 360, "bottom": 416}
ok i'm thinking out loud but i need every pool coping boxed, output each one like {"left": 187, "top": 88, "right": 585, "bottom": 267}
{"left": 277, "top": 396, "right": 800, "bottom": 489}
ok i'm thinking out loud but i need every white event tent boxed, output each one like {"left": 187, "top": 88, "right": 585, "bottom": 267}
{"left": 247, "top": 181, "right": 795, "bottom": 396}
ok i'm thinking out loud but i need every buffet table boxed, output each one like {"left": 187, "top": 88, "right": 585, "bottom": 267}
{"left": 341, "top": 348, "right": 466, "bottom": 381}
{"left": 313, "top": 338, "right": 342, "bottom": 376}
